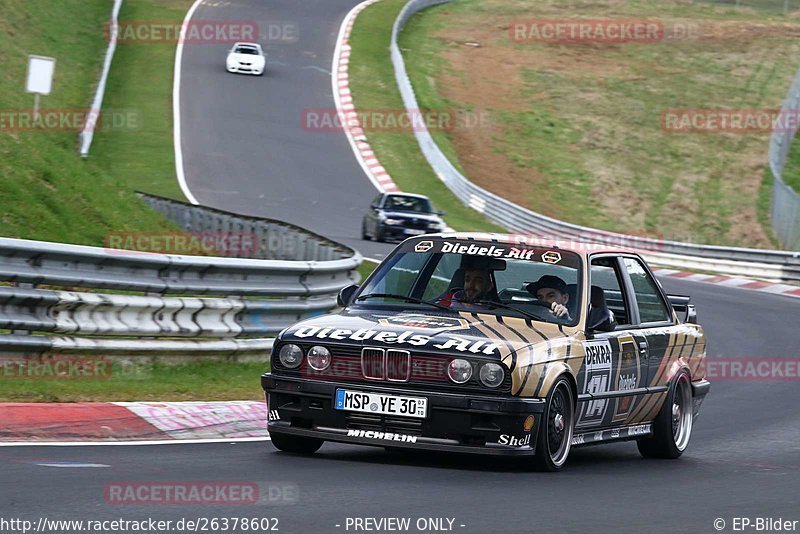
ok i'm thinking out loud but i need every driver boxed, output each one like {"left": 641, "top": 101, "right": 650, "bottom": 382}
{"left": 438, "top": 267, "right": 495, "bottom": 308}
{"left": 526, "top": 275, "right": 572, "bottom": 322}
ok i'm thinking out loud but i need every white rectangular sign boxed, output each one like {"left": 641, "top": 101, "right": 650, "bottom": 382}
{"left": 26, "top": 55, "right": 56, "bottom": 95}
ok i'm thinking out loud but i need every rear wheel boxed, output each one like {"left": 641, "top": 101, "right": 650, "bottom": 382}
{"left": 269, "top": 431, "right": 323, "bottom": 454}
{"left": 637, "top": 370, "right": 693, "bottom": 459}
{"left": 532, "top": 377, "right": 574, "bottom": 472}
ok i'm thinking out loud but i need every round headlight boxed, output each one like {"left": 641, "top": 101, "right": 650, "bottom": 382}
{"left": 278, "top": 344, "right": 303, "bottom": 369}
{"left": 447, "top": 358, "right": 473, "bottom": 384}
{"left": 479, "top": 362, "right": 505, "bottom": 388}
{"left": 306, "top": 345, "right": 331, "bottom": 371}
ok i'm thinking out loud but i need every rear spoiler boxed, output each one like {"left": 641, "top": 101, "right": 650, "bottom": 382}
{"left": 667, "top": 294, "right": 697, "bottom": 324}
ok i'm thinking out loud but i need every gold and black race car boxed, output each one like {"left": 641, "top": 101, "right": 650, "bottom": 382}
{"left": 262, "top": 233, "right": 710, "bottom": 471}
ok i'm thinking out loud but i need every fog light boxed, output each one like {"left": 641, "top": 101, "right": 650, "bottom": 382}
{"left": 479, "top": 362, "right": 505, "bottom": 388}
{"left": 448, "top": 359, "right": 472, "bottom": 384}
{"left": 278, "top": 344, "right": 303, "bottom": 369}
{"left": 307, "top": 345, "right": 331, "bottom": 371}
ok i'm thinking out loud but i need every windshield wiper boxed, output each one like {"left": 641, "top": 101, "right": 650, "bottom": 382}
{"left": 473, "top": 300, "right": 545, "bottom": 322}
{"left": 356, "top": 293, "right": 450, "bottom": 311}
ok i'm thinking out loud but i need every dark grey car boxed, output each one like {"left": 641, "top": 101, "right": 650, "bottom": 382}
{"left": 362, "top": 193, "right": 446, "bottom": 242}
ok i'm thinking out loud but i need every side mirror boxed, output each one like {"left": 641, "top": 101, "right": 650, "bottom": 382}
{"left": 436, "top": 209, "right": 446, "bottom": 216}
{"left": 667, "top": 294, "right": 696, "bottom": 324}
{"left": 586, "top": 309, "right": 616, "bottom": 333}
{"left": 370, "top": 203, "right": 379, "bottom": 210}
{"left": 337, "top": 284, "right": 360, "bottom": 308}
{"left": 685, "top": 304, "right": 697, "bottom": 324}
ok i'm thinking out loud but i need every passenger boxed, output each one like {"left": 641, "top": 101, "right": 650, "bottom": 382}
{"left": 527, "top": 275, "right": 572, "bottom": 321}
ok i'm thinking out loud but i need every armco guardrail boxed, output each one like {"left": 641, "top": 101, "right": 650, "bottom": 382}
{"left": 78, "top": 0, "right": 123, "bottom": 157}
{"left": 0, "top": 226, "right": 360, "bottom": 357}
{"left": 140, "top": 192, "right": 352, "bottom": 261}
{"left": 389, "top": 0, "right": 800, "bottom": 284}
{"left": 768, "top": 66, "right": 800, "bottom": 251}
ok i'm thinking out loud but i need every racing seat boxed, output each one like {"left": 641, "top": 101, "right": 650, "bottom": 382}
{"left": 564, "top": 283, "right": 579, "bottom": 319}
{"left": 587, "top": 285, "right": 616, "bottom": 331}
{"left": 446, "top": 268, "right": 465, "bottom": 292}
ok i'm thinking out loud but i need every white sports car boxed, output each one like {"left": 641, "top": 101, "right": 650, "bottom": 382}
{"left": 226, "top": 42, "right": 266, "bottom": 76}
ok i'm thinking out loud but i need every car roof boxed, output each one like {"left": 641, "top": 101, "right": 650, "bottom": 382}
{"left": 408, "top": 232, "right": 638, "bottom": 256}
{"left": 233, "top": 42, "right": 261, "bottom": 49}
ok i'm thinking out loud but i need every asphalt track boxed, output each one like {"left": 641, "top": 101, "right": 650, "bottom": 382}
{"left": 1, "top": 1, "right": 798, "bottom": 532}
{"left": 177, "top": 0, "right": 390, "bottom": 258}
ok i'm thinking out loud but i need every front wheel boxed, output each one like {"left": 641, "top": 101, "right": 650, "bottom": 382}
{"left": 532, "top": 377, "right": 575, "bottom": 471}
{"left": 269, "top": 431, "right": 323, "bottom": 454}
{"left": 637, "top": 370, "right": 693, "bottom": 459}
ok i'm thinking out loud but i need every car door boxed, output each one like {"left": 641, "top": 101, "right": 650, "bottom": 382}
{"left": 576, "top": 255, "right": 649, "bottom": 430}
{"left": 618, "top": 255, "right": 677, "bottom": 425}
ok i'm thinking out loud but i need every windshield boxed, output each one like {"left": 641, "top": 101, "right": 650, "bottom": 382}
{"left": 383, "top": 195, "right": 433, "bottom": 213}
{"left": 356, "top": 239, "right": 582, "bottom": 326}
{"left": 235, "top": 47, "right": 259, "bottom": 55}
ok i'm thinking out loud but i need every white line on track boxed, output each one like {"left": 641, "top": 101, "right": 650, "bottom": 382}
{"left": 0, "top": 437, "right": 271, "bottom": 447}
{"left": 172, "top": 0, "right": 204, "bottom": 205}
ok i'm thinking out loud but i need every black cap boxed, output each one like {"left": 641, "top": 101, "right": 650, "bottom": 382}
{"left": 527, "top": 275, "right": 567, "bottom": 295}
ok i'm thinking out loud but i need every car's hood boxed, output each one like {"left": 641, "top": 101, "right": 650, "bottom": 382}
{"left": 279, "top": 308, "right": 571, "bottom": 363}
{"left": 228, "top": 53, "right": 264, "bottom": 63}
{"left": 381, "top": 211, "right": 441, "bottom": 222}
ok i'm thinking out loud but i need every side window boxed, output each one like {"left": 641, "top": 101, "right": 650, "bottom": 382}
{"left": 372, "top": 194, "right": 383, "bottom": 207}
{"left": 623, "top": 258, "right": 672, "bottom": 324}
{"left": 589, "top": 257, "right": 630, "bottom": 326}
{"left": 421, "top": 253, "right": 461, "bottom": 301}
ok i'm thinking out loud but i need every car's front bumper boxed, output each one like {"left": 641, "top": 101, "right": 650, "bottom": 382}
{"left": 262, "top": 374, "right": 546, "bottom": 456}
{"left": 378, "top": 224, "right": 434, "bottom": 241}
{"left": 227, "top": 64, "right": 263, "bottom": 75}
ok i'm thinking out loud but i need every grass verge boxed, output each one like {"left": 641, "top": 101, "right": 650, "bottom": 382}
{"left": 0, "top": 0, "right": 181, "bottom": 246}
{"left": 0, "top": 360, "right": 268, "bottom": 402}
{"left": 779, "top": 134, "right": 800, "bottom": 193}
{"left": 351, "top": 0, "right": 800, "bottom": 248}
{"left": 348, "top": 0, "right": 504, "bottom": 233}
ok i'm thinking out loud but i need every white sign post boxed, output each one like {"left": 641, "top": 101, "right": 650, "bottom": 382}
{"left": 26, "top": 55, "right": 56, "bottom": 119}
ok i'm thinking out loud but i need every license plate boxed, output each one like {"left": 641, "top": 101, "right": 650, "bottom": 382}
{"left": 404, "top": 228, "right": 426, "bottom": 235}
{"left": 335, "top": 389, "right": 427, "bottom": 419}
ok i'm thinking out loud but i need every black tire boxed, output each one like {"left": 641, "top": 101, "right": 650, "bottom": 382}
{"left": 362, "top": 220, "right": 371, "bottom": 240}
{"left": 532, "top": 377, "right": 575, "bottom": 472}
{"left": 374, "top": 226, "right": 385, "bottom": 243}
{"left": 637, "top": 370, "right": 693, "bottom": 459}
{"left": 269, "top": 431, "right": 323, "bottom": 454}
